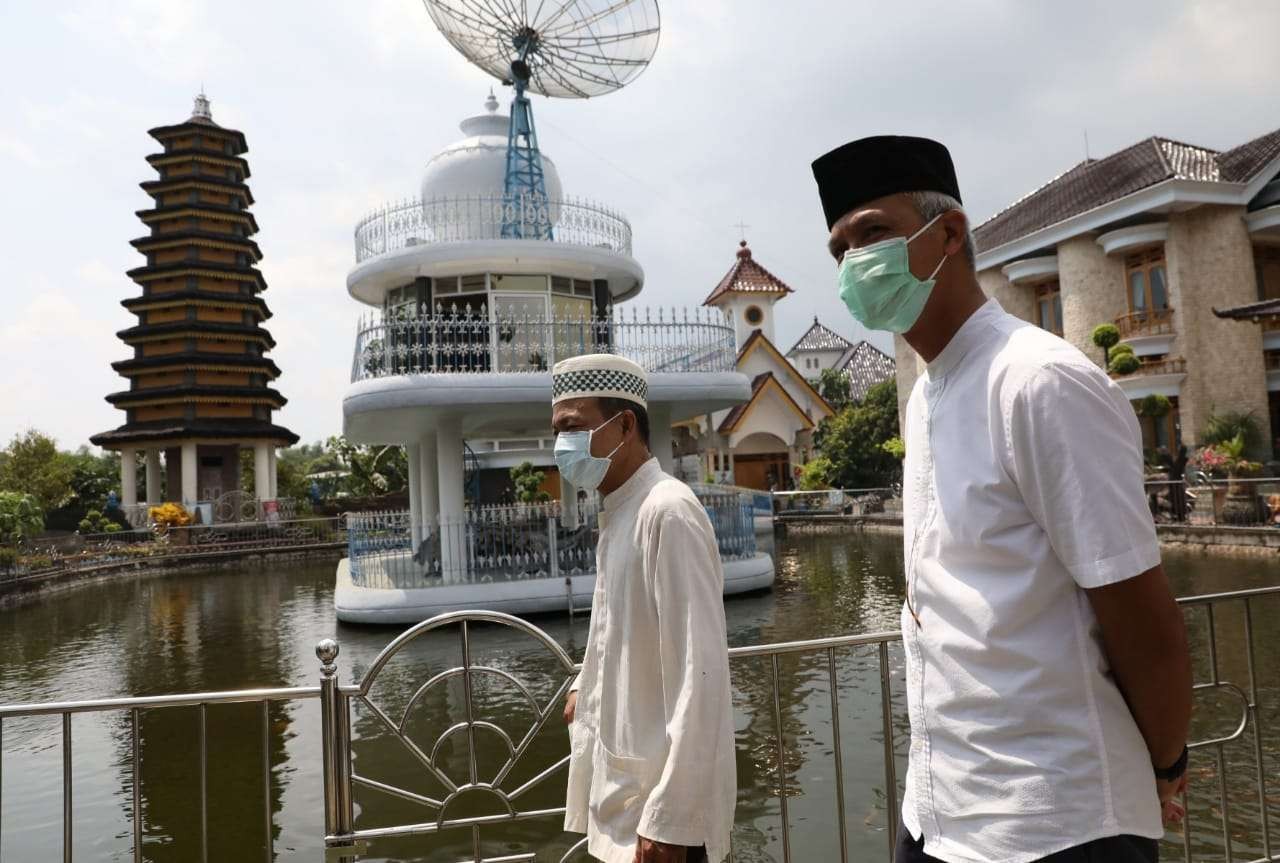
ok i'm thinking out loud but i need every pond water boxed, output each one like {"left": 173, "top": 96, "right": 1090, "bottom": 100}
{"left": 0, "top": 530, "right": 1276, "bottom": 861}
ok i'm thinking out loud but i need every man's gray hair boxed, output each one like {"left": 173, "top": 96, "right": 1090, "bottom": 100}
{"left": 905, "top": 190, "right": 976, "bottom": 266}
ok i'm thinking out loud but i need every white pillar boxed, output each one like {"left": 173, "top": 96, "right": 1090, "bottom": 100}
{"left": 181, "top": 442, "right": 198, "bottom": 506}
{"left": 419, "top": 432, "right": 439, "bottom": 526}
{"left": 435, "top": 420, "right": 465, "bottom": 583}
{"left": 121, "top": 448, "right": 138, "bottom": 508}
{"left": 267, "top": 446, "right": 278, "bottom": 499}
{"left": 649, "top": 403, "right": 674, "bottom": 475}
{"left": 407, "top": 442, "right": 423, "bottom": 550}
{"left": 254, "top": 441, "right": 270, "bottom": 502}
{"left": 560, "top": 474, "right": 579, "bottom": 528}
{"left": 727, "top": 449, "right": 736, "bottom": 486}
{"left": 144, "top": 449, "right": 162, "bottom": 505}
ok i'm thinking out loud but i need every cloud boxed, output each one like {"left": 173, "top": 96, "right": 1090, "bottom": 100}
{"left": 2, "top": 0, "right": 1278, "bottom": 447}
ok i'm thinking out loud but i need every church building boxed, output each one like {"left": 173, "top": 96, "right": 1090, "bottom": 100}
{"left": 674, "top": 241, "right": 835, "bottom": 489}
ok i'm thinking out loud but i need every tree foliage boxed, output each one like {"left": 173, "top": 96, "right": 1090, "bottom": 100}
{"left": 0, "top": 491, "right": 44, "bottom": 544}
{"left": 797, "top": 456, "right": 834, "bottom": 491}
{"left": 1201, "top": 409, "right": 1262, "bottom": 450}
{"left": 323, "top": 436, "right": 409, "bottom": 497}
{"left": 0, "top": 430, "right": 75, "bottom": 512}
{"left": 509, "top": 461, "right": 552, "bottom": 503}
{"left": 813, "top": 379, "right": 901, "bottom": 488}
{"left": 816, "top": 368, "right": 854, "bottom": 412}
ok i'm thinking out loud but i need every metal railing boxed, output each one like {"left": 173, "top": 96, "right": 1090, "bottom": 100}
{"left": 350, "top": 305, "right": 737, "bottom": 381}
{"left": 353, "top": 194, "right": 633, "bottom": 263}
{"left": 1, "top": 515, "right": 348, "bottom": 582}
{"left": 117, "top": 496, "right": 302, "bottom": 529}
{"left": 772, "top": 487, "right": 903, "bottom": 518}
{"left": 1144, "top": 476, "right": 1280, "bottom": 526}
{"left": 1112, "top": 356, "right": 1189, "bottom": 379}
{"left": 1, "top": 585, "right": 1275, "bottom": 862}
{"left": 1116, "top": 307, "right": 1176, "bottom": 338}
{"left": 347, "top": 490, "right": 758, "bottom": 591}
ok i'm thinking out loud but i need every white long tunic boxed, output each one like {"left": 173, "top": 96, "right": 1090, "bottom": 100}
{"left": 900, "top": 300, "right": 1163, "bottom": 862}
{"left": 564, "top": 458, "right": 736, "bottom": 863}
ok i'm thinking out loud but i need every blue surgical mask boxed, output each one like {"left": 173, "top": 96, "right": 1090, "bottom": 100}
{"left": 838, "top": 213, "right": 947, "bottom": 333}
{"left": 554, "top": 412, "right": 624, "bottom": 491}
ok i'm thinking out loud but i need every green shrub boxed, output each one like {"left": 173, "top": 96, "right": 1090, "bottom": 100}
{"left": 1109, "top": 353, "right": 1141, "bottom": 375}
{"left": 1091, "top": 323, "right": 1120, "bottom": 349}
{"left": 1110, "top": 342, "right": 1135, "bottom": 358}
{"left": 0, "top": 546, "right": 16, "bottom": 573}
{"left": 1137, "top": 394, "right": 1171, "bottom": 418}
{"left": 797, "top": 457, "right": 834, "bottom": 491}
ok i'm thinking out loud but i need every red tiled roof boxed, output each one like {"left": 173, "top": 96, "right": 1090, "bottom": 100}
{"left": 973, "top": 128, "right": 1280, "bottom": 254}
{"left": 703, "top": 241, "right": 796, "bottom": 306}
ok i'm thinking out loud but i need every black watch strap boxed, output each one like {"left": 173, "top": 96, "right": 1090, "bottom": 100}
{"left": 1154, "top": 744, "right": 1189, "bottom": 782}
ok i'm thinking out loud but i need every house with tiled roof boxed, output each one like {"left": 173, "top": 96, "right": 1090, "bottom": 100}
{"left": 786, "top": 317, "right": 854, "bottom": 379}
{"left": 837, "top": 341, "right": 896, "bottom": 403}
{"left": 673, "top": 242, "right": 834, "bottom": 489}
{"left": 891, "top": 126, "right": 1280, "bottom": 457}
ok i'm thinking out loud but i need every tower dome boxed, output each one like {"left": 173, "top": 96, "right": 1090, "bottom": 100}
{"left": 419, "top": 92, "right": 563, "bottom": 238}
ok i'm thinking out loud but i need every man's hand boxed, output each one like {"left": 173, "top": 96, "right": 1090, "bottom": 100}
{"left": 563, "top": 690, "right": 577, "bottom": 725}
{"left": 1158, "top": 774, "right": 1188, "bottom": 825}
{"left": 634, "top": 836, "right": 686, "bottom": 862}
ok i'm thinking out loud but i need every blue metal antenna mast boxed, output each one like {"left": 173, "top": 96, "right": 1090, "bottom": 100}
{"left": 502, "top": 32, "right": 553, "bottom": 240}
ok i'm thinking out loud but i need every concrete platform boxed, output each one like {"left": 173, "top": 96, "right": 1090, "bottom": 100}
{"left": 333, "top": 552, "right": 775, "bottom": 625}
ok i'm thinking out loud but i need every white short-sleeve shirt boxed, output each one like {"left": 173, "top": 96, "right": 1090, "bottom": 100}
{"left": 899, "top": 300, "right": 1163, "bottom": 863}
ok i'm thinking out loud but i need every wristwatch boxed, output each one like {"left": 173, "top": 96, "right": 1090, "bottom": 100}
{"left": 1153, "top": 744, "right": 1188, "bottom": 782}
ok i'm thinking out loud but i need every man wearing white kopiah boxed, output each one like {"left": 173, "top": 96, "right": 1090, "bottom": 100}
{"left": 553, "top": 353, "right": 735, "bottom": 863}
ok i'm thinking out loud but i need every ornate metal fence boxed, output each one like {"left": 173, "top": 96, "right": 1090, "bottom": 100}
{"left": 350, "top": 305, "right": 737, "bottom": 382}
{"left": 353, "top": 194, "right": 633, "bottom": 262}
{"left": 1, "top": 516, "right": 347, "bottom": 583}
{"left": 346, "top": 490, "right": 758, "bottom": 591}
{"left": 1144, "top": 477, "right": 1280, "bottom": 526}
{"left": 1, "top": 586, "right": 1275, "bottom": 862}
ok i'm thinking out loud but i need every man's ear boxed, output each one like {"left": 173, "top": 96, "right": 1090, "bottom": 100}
{"left": 941, "top": 210, "right": 968, "bottom": 258}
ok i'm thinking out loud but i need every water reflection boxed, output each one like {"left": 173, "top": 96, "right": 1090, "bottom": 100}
{"left": 0, "top": 535, "right": 1276, "bottom": 862}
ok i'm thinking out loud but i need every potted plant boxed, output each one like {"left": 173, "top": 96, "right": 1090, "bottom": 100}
{"left": 1091, "top": 323, "right": 1120, "bottom": 368}
{"left": 1193, "top": 434, "right": 1262, "bottom": 525}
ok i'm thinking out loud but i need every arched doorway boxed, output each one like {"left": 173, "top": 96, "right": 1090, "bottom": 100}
{"left": 732, "top": 431, "right": 791, "bottom": 491}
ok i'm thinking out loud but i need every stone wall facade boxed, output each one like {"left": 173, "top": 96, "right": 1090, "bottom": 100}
{"left": 1055, "top": 234, "right": 1129, "bottom": 367}
{"left": 1164, "top": 205, "right": 1271, "bottom": 451}
{"left": 978, "top": 268, "right": 1036, "bottom": 324}
{"left": 891, "top": 205, "right": 1276, "bottom": 458}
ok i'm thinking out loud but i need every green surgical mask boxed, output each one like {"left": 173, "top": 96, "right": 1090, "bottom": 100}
{"left": 838, "top": 213, "right": 947, "bottom": 333}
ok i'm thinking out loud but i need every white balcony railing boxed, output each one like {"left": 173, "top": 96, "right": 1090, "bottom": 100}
{"left": 353, "top": 194, "right": 633, "bottom": 263}
{"left": 350, "top": 305, "right": 738, "bottom": 381}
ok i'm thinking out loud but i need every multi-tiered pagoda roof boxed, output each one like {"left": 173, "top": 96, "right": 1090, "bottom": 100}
{"left": 92, "top": 95, "right": 297, "bottom": 449}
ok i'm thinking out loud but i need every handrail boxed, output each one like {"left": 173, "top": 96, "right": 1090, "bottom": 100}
{"left": 1115, "top": 307, "right": 1175, "bottom": 338}
{"left": 353, "top": 194, "right": 633, "bottom": 262}
{"left": 0, "top": 584, "right": 1275, "bottom": 862}
{"left": 350, "top": 305, "right": 737, "bottom": 381}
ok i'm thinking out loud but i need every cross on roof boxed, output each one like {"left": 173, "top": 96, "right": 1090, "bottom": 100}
{"left": 732, "top": 221, "right": 750, "bottom": 242}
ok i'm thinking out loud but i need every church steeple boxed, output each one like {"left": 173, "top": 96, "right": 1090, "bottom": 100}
{"left": 703, "top": 240, "right": 795, "bottom": 349}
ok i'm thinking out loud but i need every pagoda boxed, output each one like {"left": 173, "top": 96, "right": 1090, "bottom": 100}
{"left": 91, "top": 94, "right": 297, "bottom": 519}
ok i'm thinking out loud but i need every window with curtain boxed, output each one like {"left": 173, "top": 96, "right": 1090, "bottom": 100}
{"left": 1124, "top": 250, "right": 1169, "bottom": 318}
{"left": 1035, "top": 281, "right": 1063, "bottom": 336}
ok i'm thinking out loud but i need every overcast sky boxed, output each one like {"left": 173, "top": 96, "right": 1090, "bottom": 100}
{"left": 2, "top": 0, "right": 1278, "bottom": 451}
